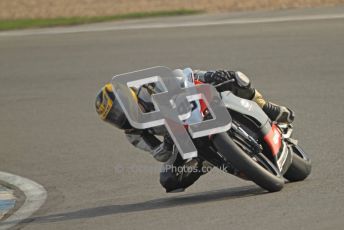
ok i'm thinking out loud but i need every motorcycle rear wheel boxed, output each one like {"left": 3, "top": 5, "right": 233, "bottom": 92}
{"left": 284, "top": 145, "right": 312, "bottom": 182}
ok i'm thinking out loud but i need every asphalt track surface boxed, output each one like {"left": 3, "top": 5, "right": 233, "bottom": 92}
{"left": 1, "top": 7, "right": 344, "bottom": 230}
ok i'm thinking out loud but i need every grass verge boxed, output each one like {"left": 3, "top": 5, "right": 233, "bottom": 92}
{"left": 0, "top": 9, "right": 202, "bottom": 31}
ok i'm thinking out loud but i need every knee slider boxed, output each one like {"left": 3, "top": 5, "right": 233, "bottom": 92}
{"left": 159, "top": 170, "right": 181, "bottom": 192}
{"left": 235, "top": 71, "right": 251, "bottom": 88}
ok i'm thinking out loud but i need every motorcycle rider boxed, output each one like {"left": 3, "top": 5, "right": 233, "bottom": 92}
{"left": 95, "top": 69, "right": 294, "bottom": 193}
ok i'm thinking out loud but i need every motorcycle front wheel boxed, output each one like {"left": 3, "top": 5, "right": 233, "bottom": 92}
{"left": 212, "top": 132, "right": 285, "bottom": 192}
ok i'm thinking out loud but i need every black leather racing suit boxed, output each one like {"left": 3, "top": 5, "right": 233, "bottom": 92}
{"left": 124, "top": 69, "right": 257, "bottom": 192}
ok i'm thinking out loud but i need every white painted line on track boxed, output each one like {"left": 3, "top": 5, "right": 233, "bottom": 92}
{"left": 0, "top": 172, "right": 47, "bottom": 230}
{"left": 0, "top": 13, "right": 344, "bottom": 37}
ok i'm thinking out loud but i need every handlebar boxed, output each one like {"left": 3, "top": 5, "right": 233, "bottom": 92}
{"left": 213, "top": 79, "right": 235, "bottom": 89}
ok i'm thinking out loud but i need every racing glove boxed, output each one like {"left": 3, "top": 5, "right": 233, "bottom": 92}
{"left": 203, "top": 70, "right": 236, "bottom": 85}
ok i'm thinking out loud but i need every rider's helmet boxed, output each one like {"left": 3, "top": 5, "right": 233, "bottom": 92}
{"left": 95, "top": 83, "right": 134, "bottom": 130}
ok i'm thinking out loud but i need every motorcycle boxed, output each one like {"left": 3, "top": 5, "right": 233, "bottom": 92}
{"left": 113, "top": 67, "right": 312, "bottom": 192}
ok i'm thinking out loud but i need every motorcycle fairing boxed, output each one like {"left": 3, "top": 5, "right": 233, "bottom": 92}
{"left": 263, "top": 123, "right": 282, "bottom": 156}
{"left": 220, "top": 91, "right": 270, "bottom": 128}
{"left": 220, "top": 91, "right": 292, "bottom": 173}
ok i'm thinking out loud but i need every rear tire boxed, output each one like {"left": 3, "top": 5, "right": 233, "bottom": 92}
{"left": 212, "top": 133, "right": 284, "bottom": 192}
{"left": 284, "top": 145, "right": 312, "bottom": 182}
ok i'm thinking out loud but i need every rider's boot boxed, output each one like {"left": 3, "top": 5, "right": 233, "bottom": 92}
{"left": 252, "top": 90, "right": 295, "bottom": 124}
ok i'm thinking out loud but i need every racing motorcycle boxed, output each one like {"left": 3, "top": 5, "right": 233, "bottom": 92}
{"left": 114, "top": 67, "right": 312, "bottom": 192}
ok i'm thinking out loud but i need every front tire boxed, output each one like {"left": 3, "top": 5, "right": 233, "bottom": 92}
{"left": 212, "top": 133, "right": 284, "bottom": 192}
